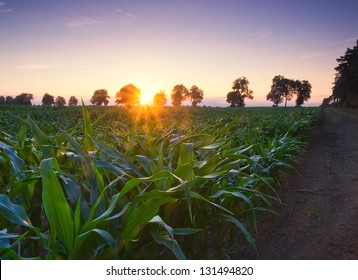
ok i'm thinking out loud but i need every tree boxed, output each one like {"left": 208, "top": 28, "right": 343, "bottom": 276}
{"left": 266, "top": 75, "right": 295, "bottom": 107}
{"left": 153, "top": 90, "right": 167, "bottom": 107}
{"left": 42, "top": 93, "right": 55, "bottom": 106}
{"left": 266, "top": 75, "right": 293, "bottom": 107}
{"left": 55, "top": 96, "right": 66, "bottom": 106}
{"left": 321, "top": 96, "right": 333, "bottom": 107}
{"left": 171, "top": 84, "right": 188, "bottom": 106}
{"left": 187, "top": 85, "right": 204, "bottom": 106}
{"left": 115, "top": 84, "right": 141, "bottom": 106}
{"left": 14, "top": 93, "right": 33, "bottom": 105}
{"left": 5, "top": 96, "right": 14, "bottom": 105}
{"left": 226, "top": 92, "right": 241, "bottom": 107}
{"left": 226, "top": 77, "right": 253, "bottom": 107}
{"left": 295, "top": 80, "right": 312, "bottom": 107}
{"left": 1, "top": 93, "right": 34, "bottom": 105}
{"left": 68, "top": 96, "right": 79, "bottom": 106}
{"left": 90, "top": 89, "right": 110, "bottom": 106}
{"left": 267, "top": 76, "right": 312, "bottom": 107}
{"left": 331, "top": 39, "right": 358, "bottom": 108}
{"left": 266, "top": 82, "right": 284, "bottom": 107}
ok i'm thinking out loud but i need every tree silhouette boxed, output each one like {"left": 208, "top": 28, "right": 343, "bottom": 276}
{"left": 153, "top": 90, "right": 167, "bottom": 107}
{"left": 321, "top": 96, "right": 333, "bottom": 107}
{"left": 331, "top": 39, "right": 358, "bottom": 108}
{"left": 267, "top": 75, "right": 288, "bottom": 106}
{"left": 226, "top": 92, "right": 241, "bottom": 107}
{"left": 266, "top": 88, "right": 283, "bottom": 106}
{"left": 55, "top": 96, "right": 66, "bottom": 106}
{"left": 42, "top": 93, "right": 55, "bottom": 106}
{"left": 226, "top": 77, "right": 253, "bottom": 107}
{"left": 187, "top": 85, "right": 204, "bottom": 106}
{"left": 90, "top": 89, "right": 110, "bottom": 106}
{"left": 171, "top": 84, "right": 188, "bottom": 106}
{"left": 295, "top": 80, "right": 312, "bottom": 107}
{"left": 115, "top": 84, "right": 141, "bottom": 106}
{"left": 267, "top": 75, "right": 311, "bottom": 107}
{"left": 5, "top": 96, "right": 14, "bottom": 105}
{"left": 68, "top": 96, "right": 79, "bottom": 106}
{"left": 14, "top": 93, "right": 33, "bottom": 105}
{"left": 0, "top": 93, "right": 34, "bottom": 105}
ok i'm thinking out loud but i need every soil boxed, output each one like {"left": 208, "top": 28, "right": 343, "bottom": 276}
{"left": 235, "top": 107, "right": 358, "bottom": 260}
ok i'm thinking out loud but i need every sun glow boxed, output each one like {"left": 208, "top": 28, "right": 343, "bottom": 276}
{"left": 140, "top": 92, "right": 153, "bottom": 105}
{"left": 130, "top": 101, "right": 165, "bottom": 124}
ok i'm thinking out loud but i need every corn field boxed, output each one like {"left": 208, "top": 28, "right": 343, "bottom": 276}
{"left": 0, "top": 105, "right": 320, "bottom": 259}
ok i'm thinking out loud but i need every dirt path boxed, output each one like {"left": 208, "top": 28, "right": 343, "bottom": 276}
{"left": 237, "top": 107, "right": 358, "bottom": 259}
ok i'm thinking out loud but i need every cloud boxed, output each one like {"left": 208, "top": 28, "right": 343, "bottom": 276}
{"left": 299, "top": 49, "right": 341, "bottom": 60}
{"left": 16, "top": 64, "right": 64, "bottom": 70}
{"left": 0, "top": 8, "right": 13, "bottom": 13}
{"left": 330, "top": 37, "right": 357, "bottom": 46}
{"left": 117, "top": 9, "right": 138, "bottom": 22}
{"left": 0, "top": 1, "right": 14, "bottom": 13}
{"left": 299, "top": 38, "right": 357, "bottom": 60}
{"left": 60, "top": 17, "right": 104, "bottom": 29}
{"left": 256, "top": 32, "right": 272, "bottom": 40}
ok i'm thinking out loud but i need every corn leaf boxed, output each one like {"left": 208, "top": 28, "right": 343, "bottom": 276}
{"left": 28, "top": 117, "right": 52, "bottom": 158}
{"left": 0, "top": 194, "right": 33, "bottom": 228}
{"left": 0, "top": 248, "right": 21, "bottom": 260}
{"left": 63, "top": 130, "right": 102, "bottom": 205}
{"left": 121, "top": 196, "right": 176, "bottom": 243}
{"left": 0, "top": 141, "right": 26, "bottom": 180}
{"left": 77, "top": 228, "right": 116, "bottom": 247}
{"left": 40, "top": 158, "right": 74, "bottom": 254}
{"left": 92, "top": 138, "right": 127, "bottom": 162}
{"left": 173, "top": 228, "right": 202, "bottom": 235}
{"left": 217, "top": 213, "right": 255, "bottom": 247}
{"left": 175, "top": 143, "right": 195, "bottom": 181}
{"left": 151, "top": 233, "right": 186, "bottom": 260}
{"left": 210, "top": 190, "right": 254, "bottom": 207}
{"left": 120, "top": 170, "right": 193, "bottom": 222}
{"left": 81, "top": 99, "right": 95, "bottom": 151}
{"left": 149, "top": 215, "right": 174, "bottom": 239}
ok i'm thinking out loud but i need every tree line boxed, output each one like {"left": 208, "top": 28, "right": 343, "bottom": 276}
{"left": 89, "top": 84, "right": 205, "bottom": 107}
{"left": 0, "top": 75, "right": 312, "bottom": 107}
{"left": 267, "top": 75, "right": 312, "bottom": 107}
{"left": 322, "top": 39, "right": 358, "bottom": 109}
{"left": 0, "top": 93, "right": 79, "bottom": 106}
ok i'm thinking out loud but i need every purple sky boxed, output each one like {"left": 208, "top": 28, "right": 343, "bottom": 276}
{"left": 1, "top": 0, "right": 357, "bottom": 106}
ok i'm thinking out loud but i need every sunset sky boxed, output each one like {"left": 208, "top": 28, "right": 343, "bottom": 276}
{"left": 0, "top": 0, "right": 357, "bottom": 106}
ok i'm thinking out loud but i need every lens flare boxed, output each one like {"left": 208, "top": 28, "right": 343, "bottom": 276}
{"left": 140, "top": 92, "right": 153, "bottom": 105}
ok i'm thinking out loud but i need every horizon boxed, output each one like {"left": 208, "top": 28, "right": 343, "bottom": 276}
{"left": 1, "top": 0, "right": 357, "bottom": 107}
{"left": 0, "top": 93, "right": 321, "bottom": 107}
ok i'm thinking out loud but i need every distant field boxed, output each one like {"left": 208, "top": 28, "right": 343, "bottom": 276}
{"left": 0, "top": 105, "right": 320, "bottom": 259}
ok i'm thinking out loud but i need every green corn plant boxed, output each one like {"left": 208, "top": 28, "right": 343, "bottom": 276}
{"left": 0, "top": 104, "right": 320, "bottom": 259}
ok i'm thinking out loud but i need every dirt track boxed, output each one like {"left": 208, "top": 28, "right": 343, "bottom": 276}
{"left": 237, "top": 107, "right": 358, "bottom": 259}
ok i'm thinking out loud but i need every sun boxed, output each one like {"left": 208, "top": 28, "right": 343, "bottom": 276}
{"left": 140, "top": 92, "right": 153, "bottom": 105}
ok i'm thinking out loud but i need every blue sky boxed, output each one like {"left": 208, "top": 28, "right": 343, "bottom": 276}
{"left": 0, "top": 0, "right": 357, "bottom": 106}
